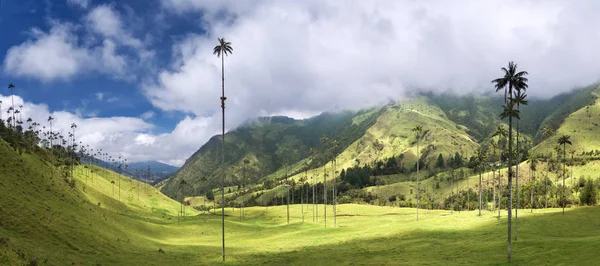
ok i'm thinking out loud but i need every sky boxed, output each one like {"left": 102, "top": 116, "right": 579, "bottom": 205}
{"left": 1, "top": 0, "right": 600, "bottom": 166}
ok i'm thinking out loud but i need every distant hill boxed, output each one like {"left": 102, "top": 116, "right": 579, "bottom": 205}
{"left": 93, "top": 160, "right": 178, "bottom": 183}
{"left": 159, "top": 86, "right": 600, "bottom": 202}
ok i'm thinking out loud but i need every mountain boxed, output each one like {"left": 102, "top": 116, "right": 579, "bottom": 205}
{"left": 92, "top": 160, "right": 178, "bottom": 183}
{"left": 159, "top": 86, "right": 600, "bottom": 202}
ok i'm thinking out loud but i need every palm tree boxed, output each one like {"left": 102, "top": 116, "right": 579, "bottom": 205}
{"left": 320, "top": 135, "right": 328, "bottom": 228}
{"left": 331, "top": 139, "right": 339, "bottom": 228}
{"left": 111, "top": 180, "right": 115, "bottom": 197}
{"left": 240, "top": 159, "right": 248, "bottom": 221}
{"left": 475, "top": 146, "right": 488, "bottom": 216}
{"left": 492, "top": 61, "right": 528, "bottom": 262}
{"left": 309, "top": 147, "right": 316, "bottom": 222}
{"left": 493, "top": 125, "right": 507, "bottom": 217}
{"left": 569, "top": 149, "right": 575, "bottom": 202}
{"left": 8, "top": 84, "right": 16, "bottom": 129}
{"left": 529, "top": 155, "right": 538, "bottom": 213}
{"left": 47, "top": 116, "right": 54, "bottom": 148}
{"left": 541, "top": 125, "right": 554, "bottom": 208}
{"left": 412, "top": 125, "right": 424, "bottom": 221}
{"left": 557, "top": 135, "right": 572, "bottom": 215}
{"left": 70, "top": 123, "right": 77, "bottom": 179}
{"left": 0, "top": 100, "right": 3, "bottom": 122}
{"left": 511, "top": 90, "right": 528, "bottom": 241}
{"left": 213, "top": 37, "right": 232, "bottom": 262}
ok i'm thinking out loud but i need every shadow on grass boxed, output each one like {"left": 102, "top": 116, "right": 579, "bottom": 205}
{"left": 223, "top": 207, "right": 600, "bottom": 265}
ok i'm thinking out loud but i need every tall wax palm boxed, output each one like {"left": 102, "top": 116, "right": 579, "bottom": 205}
{"left": 475, "top": 146, "right": 488, "bottom": 216}
{"left": 0, "top": 100, "right": 3, "bottom": 122}
{"left": 213, "top": 37, "right": 232, "bottom": 262}
{"left": 493, "top": 125, "right": 507, "bottom": 217}
{"left": 242, "top": 159, "right": 249, "bottom": 222}
{"left": 309, "top": 147, "right": 316, "bottom": 222}
{"left": 557, "top": 135, "right": 572, "bottom": 215}
{"left": 70, "top": 123, "right": 77, "bottom": 179}
{"left": 569, "top": 149, "right": 575, "bottom": 201}
{"left": 8, "top": 84, "right": 16, "bottom": 128}
{"left": 331, "top": 139, "right": 339, "bottom": 228}
{"left": 529, "top": 155, "right": 538, "bottom": 213}
{"left": 492, "top": 61, "right": 528, "bottom": 262}
{"left": 541, "top": 125, "right": 554, "bottom": 208}
{"left": 511, "top": 89, "right": 528, "bottom": 241}
{"left": 320, "top": 135, "right": 328, "bottom": 228}
{"left": 47, "top": 116, "right": 54, "bottom": 148}
{"left": 412, "top": 125, "right": 424, "bottom": 221}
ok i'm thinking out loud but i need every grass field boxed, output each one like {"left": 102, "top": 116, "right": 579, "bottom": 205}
{"left": 1, "top": 138, "right": 600, "bottom": 265}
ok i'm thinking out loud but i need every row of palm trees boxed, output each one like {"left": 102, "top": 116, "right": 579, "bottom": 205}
{"left": 3, "top": 83, "right": 153, "bottom": 203}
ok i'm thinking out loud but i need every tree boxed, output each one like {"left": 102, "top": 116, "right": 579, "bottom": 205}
{"left": 436, "top": 154, "right": 445, "bottom": 169}
{"left": 70, "top": 123, "right": 77, "bottom": 180}
{"left": 541, "top": 125, "right": 554, "bottom": 208}
{"left": 579, "top": 178, "right": 597, "bottom": 206}
{"left": 492, "top": 61, "right": 528, "bottom": 262}
{"left": 332, "top": 139, "right": 339, "bottom": 228}
{"left": 493, "top": 125, "right": 507, "bottom": 217}
{"left": 213, "top": 37, "right": 232, "bottom": 262}
{"left": 557, "top": 135, "right": 572, "bottom": 215}
{"left": 309, "top": 147, "right": 316, "bottom": 222}
{"left": 412, "top": 124, "right": 423, "bottom": 221}
{"left": 320, "top": 135, "right": 328, "bottom": 228}
{"left": 475, "top": 146, "right": 488, "bottom": 216}
{"left": 8, "top": 83, "right": 16, "bottom": 129}
{"left": 241, "top": 159, "right": 249, "bottom": 222}
{"left": 511, "top": 88, "right": 528, "bottom": 241}
{"left": 529, "top": 155, "right": 538, "bottom": 213}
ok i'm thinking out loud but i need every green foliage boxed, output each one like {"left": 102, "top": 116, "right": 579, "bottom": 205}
{"left": 580, "top": 178, "right": 598, "bottom": 206}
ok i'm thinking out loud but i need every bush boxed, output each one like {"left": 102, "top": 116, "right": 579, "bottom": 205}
{"left": 580, "top": 178, "right": 598, "bottom": 206}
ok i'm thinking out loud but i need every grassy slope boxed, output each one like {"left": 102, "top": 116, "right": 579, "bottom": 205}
{"left": 251, "top": 97, "right": 480, "bottom": 205}
{"left": 532, "top": 85, "right": 600, "bottom": 155}
{"left": 1, "top": 137, "right": 599, "bottom": 265}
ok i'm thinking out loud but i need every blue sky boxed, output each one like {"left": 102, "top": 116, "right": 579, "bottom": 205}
{"left": 1, "top": 0, "right": 600, "bottom": 166}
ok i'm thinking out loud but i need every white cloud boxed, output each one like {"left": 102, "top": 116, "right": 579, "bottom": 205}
{"left": 67, "top": 0, "right": 91, "bottom": 9}
{"left": 0, "top": 93, "right": 213, "bottom": 166}
{"left": 149, "top": 0, "right": 600, "bottom": 131}
{"left": 85, "top": 4, "right": 142, "bottom": 48}
{"left": 3, "top": 23, "right": 91, "bottom": 82}
{"left": 140, "top": 111, "right": 155, "bottom": 120}
{"left": 95, "top": 92, "right": 104, "bottom": 101}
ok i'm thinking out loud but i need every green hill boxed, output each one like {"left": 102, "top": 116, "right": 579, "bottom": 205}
{"left": 161, "top": 87, "right": 600, "bottom": 209}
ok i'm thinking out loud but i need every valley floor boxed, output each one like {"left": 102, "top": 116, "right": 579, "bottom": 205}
{"left": 1, "top": 156, "right": 598, "bottom": 265}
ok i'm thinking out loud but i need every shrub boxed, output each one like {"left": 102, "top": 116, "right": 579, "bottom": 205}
{"left": 580, "top": 178, "right": 598, "bottom": 206}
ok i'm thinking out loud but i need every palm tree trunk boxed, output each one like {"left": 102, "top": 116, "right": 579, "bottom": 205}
{"left": 220, "top": 53, "right": 226, "bottom": 262}
{"left": 545, "top": 158, "right": 549, "bottom": 208}
{"left": 323, "top": 163, "right": 327, "bottom": 228}
{"left": 515, "top": 119, "right": 520, "bottom": 241}
{"left": 531, "top": 169, "right": 534, "bottom": 213}
{"left": 479, "top": 172, "right": 482, "bottom": 216}
{"left": 416, "top": 139, "right": 420, "bottom": 221}
{"left": 507, "top": 111, "right": 513, "bottom": 262}
{"left": 493, "top": 169, "right": 496, "bottom": 212}
{"left": 563, "top": 144, "right": 566, "bottom": 215}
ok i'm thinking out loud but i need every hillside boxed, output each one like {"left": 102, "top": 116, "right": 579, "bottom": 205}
{"left": 160, "top": 108, "right": 384, "bottom": 199}
{"left": 161, "top": 87, "right": 600, "bottom": 208}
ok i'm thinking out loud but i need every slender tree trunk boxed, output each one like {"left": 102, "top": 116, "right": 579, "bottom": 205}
{"left": 507, "top": 107, "right": 513, "bottom": 262}
{"left": 333, "top": 158, "right": 336, "bottom": 228}
{"left": 220, "top": 53, "right": 226, "bottom": 262}
{"left": 493, "top": 169, "right": 496, "bottom": 212}
{"left": 416, "top": 139, "right": 420, "bottom": 221}
{"left": 313, "top": 174, "right": 315, "bottom": 222}
{"left": 515, "top": 119, "right": 520, "bottom": 241}
{"left": 531, "top": 170, "right": 534, "bottom": 213}
{"left": 479, "top": 172, "right": 482, "bottom": 216}
{"left": 563, "top": 144, "right": 566, "bottom": 215}
{"left": 323, "top": 163, "right": 327, "bottom": 228}
{"left": 545, "top": 158, "right": 549, "bottom": 208}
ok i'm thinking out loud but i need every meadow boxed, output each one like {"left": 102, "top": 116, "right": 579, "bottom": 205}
{"left": 1, "top": 146, "right": 598, "bottom": 265}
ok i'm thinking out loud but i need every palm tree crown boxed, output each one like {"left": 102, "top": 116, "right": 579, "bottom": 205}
{"left": 213, "top": 38, "right": 233, "bottom": 57}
